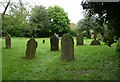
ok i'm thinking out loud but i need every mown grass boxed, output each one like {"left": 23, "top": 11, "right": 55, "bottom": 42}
{"left": 2, "top": 37, "right": 119, "bottom": 80}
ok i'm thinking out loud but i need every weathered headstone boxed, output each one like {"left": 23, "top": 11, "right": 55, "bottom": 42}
{"left": 25, "top": 37, "right": 38, "bottom": 59}
{"left": 90, "top": 40, "right": 101, "bottom": 45}
{"left": 61, "top": 33, "right": 74, "bottom": 60}
{"left": 5, "top": 34, "right": 11, "bottom": 48}
{"left": 90, "top": 32, "right": 101, "bottom": 45}
{"left": 50, "top": 34, "right": 59, "bottom": 51}
{"left": 43, "top": 39, "right": 45, "bottom": 44}
{"left": 76, "top": 34, "right": 84, "bottom": 45}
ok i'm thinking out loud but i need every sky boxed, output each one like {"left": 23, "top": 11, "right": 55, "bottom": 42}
{"left": 0, "top": 0, "right": 84, "bottom": 24}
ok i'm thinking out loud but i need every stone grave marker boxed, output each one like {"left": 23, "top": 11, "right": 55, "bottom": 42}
{"left": 43, "top": 39, "right": 45, "bottom": 44}
{"left": 90, "top": 32, "right": 101, "bottom": 45}
{"left": 61, "top": 33, "right": 74, "bottom": 60}
{"left": 50, "top": 34, "right": 59, "bottom": 51}
{"left": 76, "top": 34, "right": 84, "bottom": 45}
{"left": 5, "top": 34, "right": 11, "bottom": 48}
{"left": 25, "top": 37, "right": 38, "bottom": 59}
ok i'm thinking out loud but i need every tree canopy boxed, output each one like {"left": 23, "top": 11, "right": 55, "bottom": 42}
{"left": 48, "top": 5, "right": 70, "bottom": 36}
{"left": 81, "top": 1, "right": 120, "bottom": 38}
{"left": 2, "top": 0, "right": 30, "bottom": 37}
{"left": 77, "top": 11, "right": 103, "bottom": 38}
{"left": 2, "top": 3, "right": 72, "bottom": 37}
{"left": 29, "top": 5, "right": 50, "bottom": 37}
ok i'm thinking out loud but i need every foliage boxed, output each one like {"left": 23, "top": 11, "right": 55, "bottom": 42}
{"left": 2, "top": 1, "right": 30, "bottom": 37}
{"left": 2, "top": 2, "right": 72, "bottom": 37}
{"left": 29, "top": 5, "right": 51, "bottom": 37}
{"left": 77, "top": 11, "right": 103, "bottom": 38}
{"left": 116, "top": 38, "right": 120, "bottom": 53}
{"left": 48, "top": 5, "right": 70, "bottom": 36}
{"left": 81, "top": 1, "right": 120, "bottom": 38}
{"left": 2, "top": 38, "right": 119, "bottom": 80}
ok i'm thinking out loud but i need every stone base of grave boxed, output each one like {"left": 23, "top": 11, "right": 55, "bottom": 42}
{"left": 90, "top": 40, "right": 101, "bottom": 45}
{"left": 6, "top": 46, "right": 11, "bottom": 48}
{"left": 51, "top": 48, "right": 59, "bottom": 51}
{"left": 61, "top": 57, "right": 74, "bottom": 61}
{"left": 22, "top": 56, "right": 35, "bottom": 59}
{"left": 25, "top": 55, "right": 35, "bottom": 59}
{"left": 77, "top": 43, "right": 83, "bottom": 45}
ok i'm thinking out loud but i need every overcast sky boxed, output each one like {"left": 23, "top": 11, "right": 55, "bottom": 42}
{"left": 0, "top": 0, "right": 84, "bottom": 23}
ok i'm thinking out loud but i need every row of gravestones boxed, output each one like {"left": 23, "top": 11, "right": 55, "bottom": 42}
{"left": 5, "top": 33, "right": 101, "bottom": 60}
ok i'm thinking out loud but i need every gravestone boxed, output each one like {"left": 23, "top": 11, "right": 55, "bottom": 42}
{"left": 43, "top": 39, "right": 45, "bottom": 44}
{"left": 90, "top": 32, "right": 101, "bottom": 45}
{"left": 50, "top": 34, "right": 59, "bottom": 51}
{"left": 25, "top": 37, "right": 38, "bottom": 59}
{"left": 61, "top": 33, "right": 74, "bottom": 60}
{"left": 5, "top": 34, "right": 11, "bottom": 48}
{"left": 76, "top": 34, "right": 83, "bottom": 45}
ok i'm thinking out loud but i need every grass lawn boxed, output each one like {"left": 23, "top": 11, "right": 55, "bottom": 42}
{"left": 2, "top": 37, "right": 119, "bottom": 80}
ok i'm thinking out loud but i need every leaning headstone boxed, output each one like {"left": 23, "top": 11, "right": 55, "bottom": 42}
{"left": 25, "top": 37, "right": 38, "bottom": 59}
{"left": 90, "top": 32, "right": 101, "bottom": 45}
{"left": 76, "top": 34, "right": 84, "bottom": 45}
{"left": 61, "top": 33, "right": 74, "bottom": 60}
{"left": 50, "top": 34, "right": 59, "bottom": 51}
{"left": 5, "top": 34, "right": 11, "bottom": 48}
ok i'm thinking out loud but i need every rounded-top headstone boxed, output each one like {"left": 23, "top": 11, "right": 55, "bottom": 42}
{"left": 76, "top": 33, "right": 84, "bottom": 45}
{"left": 50, "top": 34, "right": 59, "bottom": 51}
{"left": 5, "top": 34, "right": 11, "bottom": 48}
{"left": 90, "top": 40, "right": 101, "bottom": 45}
{"left": 25, "top": 37, "right": 38, "bottom": 59}
{"left": 61, "top": 33, "right": 74, "bottom": 60}
{"left": 43, "top": 39, "right": 45, "bottom": 44}
{"left": 90, "top": 32, "right": 101, "bottom": 45}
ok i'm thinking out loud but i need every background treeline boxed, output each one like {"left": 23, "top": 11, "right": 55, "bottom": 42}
{"left": 2, "top": 1, "right": 75, "bottom": 37}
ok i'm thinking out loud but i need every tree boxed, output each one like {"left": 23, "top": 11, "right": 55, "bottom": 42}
{"left": 77, "top": 11, "right": 103, "bottom": 38}
{"left": 48, "top": 5, "right": 70, "bottom": 36}
{"left": 81, "top": 1, "right": 120, "bottom": 38}
{"left": 2, "top": 0, "right": 30, "bottom": 37}
{"left": 1, "top": 0, "right": 10, "bottom": 18}
{"left": 29, "top": 5, "right": 50, "bottom": 37}
{"left": 81, "top": 1, "right": 120, "bottom": 46}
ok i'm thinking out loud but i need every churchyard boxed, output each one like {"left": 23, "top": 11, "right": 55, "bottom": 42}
{"left": 1, "top": 0, "right": 120, "bottom": 81}
{"left": 2, "top": 36, "right": 119, "bottom": 80}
